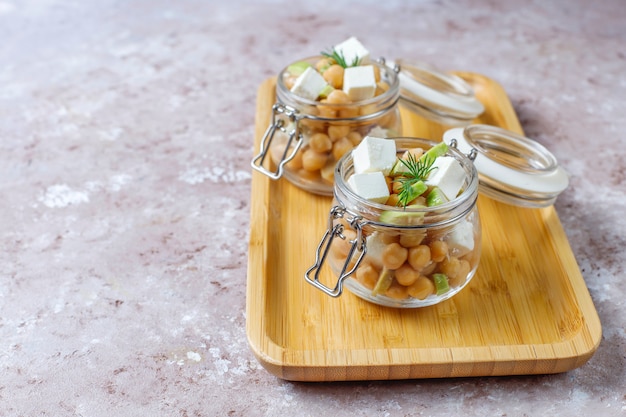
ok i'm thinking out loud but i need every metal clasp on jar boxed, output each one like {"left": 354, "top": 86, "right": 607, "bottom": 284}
{"left": 251, "top": 103, "right": 303, "bottom": 180}
{"left": 449, "top": 138, "right": 478, "bottom": 161}
{"left": 304, "top": 206, "right": 367, "bottom": 297}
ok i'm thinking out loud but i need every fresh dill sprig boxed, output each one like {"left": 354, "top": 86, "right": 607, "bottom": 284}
{"left": 396, "top": 152, "right": 436, "bottom": 208}
{"left": 321, "top": 48, "right": 361, "bottom": 68}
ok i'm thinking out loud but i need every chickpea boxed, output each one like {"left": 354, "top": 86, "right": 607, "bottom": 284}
{"left": 374, "top": 81, "right": 389, "bottom": 96}
{"left": 332, "top": 137, "right": 353, "bottom": 161}
{"left": 345, "top": 255, "right": 358, "bottom": 273}
{"left": 394, "top": 149, "right": 425, "bottom": 169}
{"left": 315, "top": 57, "right": 334, "bottom": 73}
{"left": 386, "top": 281, "right": 409, "bottom": 300}
{"left": 285, "top": 148, "right": 303, "bottom": 170}
{"left": 325, "top": 89, "right": 351, "bottom": 105}
{"left": 407, "top": 276, "right": 435, "bottom": 300}
{"left": 429, "top": 240, "right": 448, "bottom": 262}
{"left": 382, "top": 242, "right": 408, "bottom": 270}
{"left": 347, "top": 131, "right": 362, "bottom": 146}
{"left": 302, "top": 148, "right": 328, "bottom": 171}
{"left": 421, "top": 262, "right": 437, "bottom": 276}
{"left": 440, "top": 257, "right": 460, "bottom": 280}
{"left": 339, "top": 107, "right": 360, "bottom": 118}
{"left": 384, "top": 175, "right": 393, "bottom": 191}
{"left": 359, "top": 103, "right": 378, "bottom": 116}
{"left": 395, "top": 263, "right": 420, "bottom": 286}
{"left": 297, "top": 168, "right": 320, "bottom": 182}
{"left": 309, "top": 132, "right": 333, "bottom": 153}
{"left": 459, "top": 259, "right": 471, "bottom": 277}
{"left": 408, "top": 245, "right": 431, "bottom": 270}
{"left": 374, "top": 112, "right": 396, "bottom": 129}
{"left": 299, "top": 114, "right": 321, "bottom": 131}
{"left": 407, "top": 147, "right": 424, "bottom": 159}
{"left": 328, "top": 125, "right": 351, "bottom": 141}
{"left": 335, "top": 217, "right": 350, "bottom": 229}
{"left": 461, "top": 248, "right": 479, "bottom": 266}
{"left": 399, "top": 231, "right": 426, "bottom": 248}
{"left": 323, "top": 64, "right": 344, "bottom": 89}
{"left": 284, "top": 76, "right": 297, "bottom": 90}
{"left": 317, "top": 103, "right": 337, "bottom": 118}
{"left": 320, "top": 160, "right": 335, "bottom": 184}
{"left": 380, "top": 232, "right": 399, "bottom": 245}
{"left": 448, "top": 259, "right": 471, "bottom": 287}
{"left": 269, "top": 136, "right": 288, "bottom": 164}
{"left": 356, "top": 262, "right": 379, "bottom": 290}
{"left": 385, "top": 193, "right": 401, "bottom": 207}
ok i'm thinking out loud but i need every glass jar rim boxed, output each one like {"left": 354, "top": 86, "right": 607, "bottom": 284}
{"left": 276, "top": 55, "right": 401, "bottom": 109}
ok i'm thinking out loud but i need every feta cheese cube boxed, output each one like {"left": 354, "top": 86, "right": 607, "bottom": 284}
{"left": 347, "top": 171, "right": 390, "bottom": 204}
{"left": 343, "top": 65, "right": 376, "bottom": 101}
{"left": 367, "top": 126, "right": 390, "bottom": 138}
{"left": 363, "top": 231, "right": 387, "bottom": 268}
{"left": 425, "top": 156, "right": 465, "bottom": 200}
{"left": 290, "top": 66, "right": 328, "bottom": 101}
{"left": 446, "top": 219, "right": 475, "bottom": 257}
{"left": 352, "top": 136, "right": 397, "bottom": 175}
{"left": 334, "top": 36, "right": 370, "bottom": 65}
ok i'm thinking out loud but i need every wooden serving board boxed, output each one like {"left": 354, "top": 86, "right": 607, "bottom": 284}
{"left": 246, "top": 73, "right": 601, "bottom": 382}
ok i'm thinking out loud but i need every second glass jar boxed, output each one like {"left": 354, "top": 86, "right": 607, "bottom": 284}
{"left": 253, "top": 56, "right": 402, "bottom": 196}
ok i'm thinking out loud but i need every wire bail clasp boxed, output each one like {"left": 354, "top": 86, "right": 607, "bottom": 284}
{"left": 448, "top": 138, "right": 478, "bottom": 161}
{"left": 304, "top": 206, "right": 367, "bottom": 297}
{"left": 251, "top": 103, "right": 303, "bottom": 179}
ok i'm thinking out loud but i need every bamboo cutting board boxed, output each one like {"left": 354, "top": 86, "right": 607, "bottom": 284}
{"left": 246, "top": 73, "right": 601, "bottom": 382}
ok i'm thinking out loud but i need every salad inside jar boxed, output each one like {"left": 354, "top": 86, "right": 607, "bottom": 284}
{"left": 320, "top": 136, "right": 481, "bottom": 307}
{"left": 265, "top": 37, "right": 402, "bottom": 195}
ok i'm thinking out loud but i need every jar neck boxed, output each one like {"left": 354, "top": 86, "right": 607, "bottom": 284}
{"left": 334, "top": 138, "right": 479, "bottom": 229}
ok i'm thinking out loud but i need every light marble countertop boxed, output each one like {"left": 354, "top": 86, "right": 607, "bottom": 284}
{"left": 1, "top": 0, "right": 625, "bottom": 416}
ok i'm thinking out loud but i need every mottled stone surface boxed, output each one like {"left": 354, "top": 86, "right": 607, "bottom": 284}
{"left": 1, "top": 0, "right": 625, "bottom": 416}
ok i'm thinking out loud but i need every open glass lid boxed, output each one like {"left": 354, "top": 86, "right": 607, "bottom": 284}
{"left": 387, "top": 59, "right": 485, "bottom": 126}
{"left": 443, "top": 124, "right": 570, "bottom": 208}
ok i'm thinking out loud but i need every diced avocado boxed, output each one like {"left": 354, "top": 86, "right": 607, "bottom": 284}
{"left": 389, "top": 151, "right": 410, "bottom": 176}
{"left": 319, "top": 84, "right": 335, "bottom": 99}
{"left": 420, "top": 142, "right": 448, "bottom": 164}
{"left": 389, "top": 160, "right": 402, "bottom": 177}
{"left": 432, "top": 273, "right": 450, "bottom": 295}
{"left": 287, "top": 61, "right": 312, "bottom": 76}
{"left": 426, "top": 187, "right": 449, "bottom": 207}
{"left": 317, "top": 58, "right": 332, "bottom": 73}
{"left": 402, "top": 180, "right": 428, "bottom": 204}
{"left": 379, "top": 204, "right": 426, "bottom": 226}
{"left": 371, "top": 267, "right": 394, "bottom": 296}
{"left": 389, "top": 143, "right": 448, "bottom": 177}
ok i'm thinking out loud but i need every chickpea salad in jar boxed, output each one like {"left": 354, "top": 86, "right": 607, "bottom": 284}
{"left": 306, "top": 136, "right": 482, "bottom": 308}
{"left": 252, "top": 37, "right": 402, "bottom": 195}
